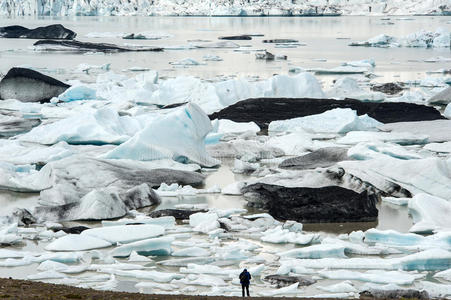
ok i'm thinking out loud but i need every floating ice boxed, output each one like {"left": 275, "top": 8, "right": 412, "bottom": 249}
{"left": 421, "top": 281, "right": 451, "bottom": 298}
{"left": 268, "top": 108, "right": 382, "bottom": 134}
{"left": 381, "top": 196, "right": 410, "bottom": 206}
{"left": 102, "top": 216, "right": 175, "bottom": 229}
{"left": 20, "top": 108, "right": 138, "bottom": 145}
{"left": 259, "top": 282, "right": 300, "bottom": 296}
{"left": 114, "top": 269, "right": 183, "bottom": 282}
{"left": 103, "top": 103, "right": 220, "bottom": 167}
{"left": 45, "top": 234, "right": 112, "bottom": 251}
{"left": 172, "top": 247, "right": 210, "bottom": 257}
{"left": 347, "top": 141, "right": 422, "bottom": 160}
{"left": 434, "top": 268, "right": 451, "bottom": 281}
{"left": 111, "top": 236, "right": 174, "bottom": 257}
{"left": 318, "top": 269, "right": 423, "bottom": 285}
{"left": 261, "top": 226, "right": 318, "bottom": 245}
{"left": 81, "top": 224, "right": 164, "bottom": 244}
{"left": 58, "top": 85, "right": 97, "bottom": 102}
{"left": 279, "top": 244, "right": 347, "bottom": 259}
{"left": 408, "top": 193, "right": 451, "bottom": 233}
{"left": 337, "top": 131, "right": 428, "bottom": 145}
{"left": 342, "top": 59, "right": 375, "bottom": 68}
{"left": 189, "top": 212, "right": 219, "bottom": 233}
{"left": 326, "top": 77, "right": 385, "bottom": 101}
{"left": 27, "top": 270, "right": 66, "bottom": 280}
{"left": 135, "top": 281, "right": 178, "bottom": 291}
{"left": 317, "top": 281, "right": 358, "bottom": 293}
{"left": 170, "top": 58, "right": 205, "bottom": 66}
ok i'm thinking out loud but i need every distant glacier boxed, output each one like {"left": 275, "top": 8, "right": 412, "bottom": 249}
{"left": 0, "top": 0, "right": 449, "bottom": 17}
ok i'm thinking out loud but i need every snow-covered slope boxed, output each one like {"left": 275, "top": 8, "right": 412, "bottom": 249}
{"left": 0, "top": 0, "right": 449, "bottom": 17}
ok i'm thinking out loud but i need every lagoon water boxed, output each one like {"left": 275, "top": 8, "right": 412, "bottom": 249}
{"left": 0, "top": 15, "right": 450, "bottom": 85}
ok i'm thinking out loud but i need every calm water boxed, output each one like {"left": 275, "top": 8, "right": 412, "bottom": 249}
{"left": 0, "top": 16, "right": 450, "bottom": 85}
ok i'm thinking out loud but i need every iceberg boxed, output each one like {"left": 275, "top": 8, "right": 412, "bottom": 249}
{"left": 339, "top": 157, "right": 451, "bottom": 199}
{"left": 337, "top": 131, "right": 429, "bottom": 145}
{"left": 317, "top": 281, "right": 357, "bottom": 293}
{"left": 111, "top": 236, "right": 174, "bottom": 257}
{"left": 408, "top": 193, "right": 451, "bottom": 233}
{"left": 268, "top": 108, "right": 382, "bottom": 134}
{"left": 103, "top": 103, "right": 219, "bottom": 167}
{"left": 326, "top": 77, "right": 385, "bottom": 102}
{"left": 45, "top": 234, "right": 112, "bottom": 251}
{"left": 261, "top": 226, "right": 318, "bottom": 245}
{"left": 172, "top": 247, "right": 210, "bottom": 257}
{"left": 113, "top": 269, "right": 183, "bottom": 283}
{"left": 318, "top": 270, "right": 423, "bottom": 285}
{"left": 81, "top": 224, "right": 165, "bottom": 244}
{"left": 20, "top": 108, "right": 139, "bottom": 145}
{"left": 347, "top": 141, "right": 422, "bottom": 160}
{"left": 421, "top": 281, "right": 451, "bottom": 299}
{"left": 58, "top": 85, "right": 97, "bottom": 102}
{"left": 279, "top": 244, "right": 347, "bottom": 259}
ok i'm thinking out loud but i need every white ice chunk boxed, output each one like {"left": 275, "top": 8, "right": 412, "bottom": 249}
{"left": 172, "top": 247, "right": 210, "bottom": 257}
{"left": 58, "top": 85, "right": 97, "bottom": 102}
{"left": 103, "top": 103, "right": 219, "bottom": 167}
{"left": 114, "top": 269, "right": 183, "bottom": 283}
{"left": 81, "top": 224, "right": 165, "bottom": 244}
{"left": 408, "top": 193, "right": 451, "bottom": 233}
{"left": 45, "top": 234, "right": 112, "bottom": 251}
{"left": 318, "top": 270, "right": 422, "bottom": 285}
{"left": 111, "top": 236, "right": 174, "bottom": 257}
{"left": 20, "top": 108, "right": 138, "bottom": 145}
{"left": 269, "top": 108, "right": 382, "bottom": 134}
{"left": 337, "top": 131, "right": 428, "bottom": 145}
{"left": 317, "top": 281, "right": 358, "bottom": 293}
{"left": 279, "top": 244, "right": 347, "bottom": 259}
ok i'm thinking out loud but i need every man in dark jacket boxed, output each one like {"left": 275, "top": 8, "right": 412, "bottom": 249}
{"left": 239, "top": 268, "right": 251, "bottom": 297}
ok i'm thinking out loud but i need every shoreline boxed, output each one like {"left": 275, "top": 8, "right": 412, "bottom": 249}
{"left": 0, "top": 278, "right": 342, "bottom": 300}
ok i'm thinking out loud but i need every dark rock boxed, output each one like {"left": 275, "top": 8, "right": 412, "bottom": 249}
{"left": 148, "top": 209, "right": 207, "bottom": 219}
{"left": 360, "top": 289, "right": 429, "bottom": 300}
{"left": 0, "top": 24, "right": 76, "bottom": 39}
{"left": 54, "top": 226, "right": 90, "bottom": 234}
{"left": 263, "top": 275, "right": 316, "bottom": 288}
{"left": 218, "top": 35, "right": 252, "bottom": 40}
{"left": 0, "top": 67, "right": 70, "bottom": 103}
{"left": 209, "top": 98, "right": 445, "bottom": 130}
{"left": 371, "top": 82, "right": 404, "bottom": 95}
{"left": 263, "top": 39, "right": 298, "bottom": 43}
{"left": 242, "top": 183, "right": 378, "bottom": 223}
{"left": 279, "top": 147, "right": 351, "bottom": 170}
{"left": 33, "top": 40, "right": 164, "bottom": 52}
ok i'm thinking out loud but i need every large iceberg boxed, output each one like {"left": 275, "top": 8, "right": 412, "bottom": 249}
{"left": 268, "top": 108, "right": 382, "bottom": 134}
{"left": 103, "top": 103, "right": 219, "bottom": 167}
{"left": 19, "top": 108, "right": 140, "bottom": 145}
{"left": 339, "top": 157, "right": 451, "bottom": 199}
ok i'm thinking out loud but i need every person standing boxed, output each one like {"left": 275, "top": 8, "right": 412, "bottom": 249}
{"left": 239, "top": 268, "right": 251, "bottom": 297}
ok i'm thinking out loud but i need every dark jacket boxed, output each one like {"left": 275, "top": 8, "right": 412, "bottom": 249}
{"left": 239, "top": 270, "right": 251, "bottom": 285}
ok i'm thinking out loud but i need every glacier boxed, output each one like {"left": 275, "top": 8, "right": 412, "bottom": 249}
{"left": 1, "top": 0, "right": 448, "bottom": 17}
